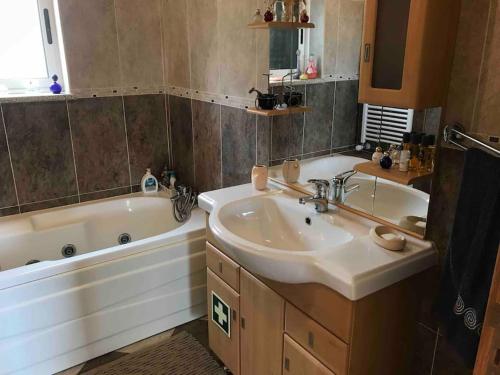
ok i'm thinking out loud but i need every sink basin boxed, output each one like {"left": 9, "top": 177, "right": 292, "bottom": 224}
{"left": 217, "top": 194, "right": 354, "bottom": 252}
{"left": 201, "top": 184, "right": 437, "bottom": 300}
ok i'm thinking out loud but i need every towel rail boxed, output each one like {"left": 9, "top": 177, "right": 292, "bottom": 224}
{"left": 443, "top": 124, "right": 500, "bottom": 156}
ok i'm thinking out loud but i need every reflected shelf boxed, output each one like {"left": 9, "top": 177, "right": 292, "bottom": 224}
{"left": 354, "top": 161, "right": 433, "bottom": 185}
{"left": 246, "top": 106, "right": 312, "bottom": 117}
{"left": 248, "top": 22, "right": 315, "bottom": 29}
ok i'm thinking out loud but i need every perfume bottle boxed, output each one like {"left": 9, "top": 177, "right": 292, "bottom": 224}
{"left": 264, "top": 7, "right": 274, "bottom": 22}
{"left": 50, "top": 74, "right": 62, "bottom": 94}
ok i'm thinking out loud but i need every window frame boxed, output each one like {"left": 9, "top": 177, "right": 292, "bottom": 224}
{"left": 0, "top": 0, "right": 65, "bottom": 94}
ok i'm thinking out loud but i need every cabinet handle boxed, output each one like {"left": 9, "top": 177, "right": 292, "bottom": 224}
{"left": 284, "top": 357, "right": 290, "bottom": 371}
{"left": 308, "top": 331, "right": 314, "bottom": 348}
{"left": 364, "top": 43, "right": 371, "bottom": 62}
{"left": 218, "top": 261, "right": 223, "bottom": 273}
{"left": 232, "top": 309, "right": 236, "bottom": 321}
{"left": 241, "top": 317, "right": 246, "bottom": 329}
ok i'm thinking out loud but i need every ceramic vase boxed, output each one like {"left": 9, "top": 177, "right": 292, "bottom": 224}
{"left": 252, "top": 165, "right": 268, "bottom": 190}
{"left": 282, "top": 158, "right": 300, "bottom": 183}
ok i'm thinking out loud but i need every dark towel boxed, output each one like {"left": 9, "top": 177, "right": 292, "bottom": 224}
{"left": 436, "top": 147, "right": 500, "bottom": 368}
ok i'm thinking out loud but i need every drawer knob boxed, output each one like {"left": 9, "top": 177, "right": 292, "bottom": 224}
{"left": 232, "top": 309, "right": 237, "bottom": 321}
{"left": 218, "top": 261, "right": 223, "bottom": 273}
{"left": 284, "top": 357, "right": 290, "bottom": 371}
{"left": 308, "top": 331, "right": 314, "bottom": 348}
{"left": 241, "top": 317, "right": 246, "bottom": 329}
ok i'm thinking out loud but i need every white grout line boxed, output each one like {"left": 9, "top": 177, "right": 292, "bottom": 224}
{"left": 301, "top": 86, "right": 307, "bottom": 156}
{"left": 120, "top": 96, "right": 133, "bottom": 191}
{"left": 0, "top": 104, "right": 21, "bottom": 213}
{"left": 430, "top": 328, "right": 440, "bottom": 374}
{"left": 255, "top": 116, "right": 258, "bottom": 165}
{"left": 65, "top": 99, "right": 81, "bottom": 202}
{"left": 330, "top": 81, "right": 337, "bottom": 154}
{"left": 112, "top": 0, "right": 125, "bottom": 90}
{"left": 190, "top": 98, "right": 196, "bottom": 187}
{"left": 219, "top": 104, "right": 223, "bottom": 188}
{"left": 165, "top": 93, "right": 173, "bottom": 169}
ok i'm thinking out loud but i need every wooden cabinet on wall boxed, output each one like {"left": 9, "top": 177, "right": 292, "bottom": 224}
{"left": 358, "top": 0, "right": 460, "bottom": 109}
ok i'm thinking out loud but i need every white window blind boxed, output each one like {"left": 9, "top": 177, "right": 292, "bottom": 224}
{"left": 361, "top": 104, "right": 414, "bottom": 145}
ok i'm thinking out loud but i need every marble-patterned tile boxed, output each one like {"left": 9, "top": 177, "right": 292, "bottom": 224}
{"left": 192, "top": 100, "right": 221, "bottom": 192}
{"left": 124, "top": 94, "right": 169, "bottom": 184}
{"left": 0, "top": 109, "right": 17, "bottom": 208}
{"left": 336, "top": 0, "right": 364, "bottom": 75}
{"left": 445, "top": 0, "right": 490, "bottom": 130}
{"left": 323, "top": 0, "right": 340, "bottom": 76}
{"left": 162, "top": 0, "right": 191, "bottom": 88}
{"left": 119, "top": 329, "right": 175, "bottom": 354}
{"left": 79, "top": 187, "right": 131, "bottom": 203}
{"left": 424, "top": 107, "right": 442, "bottom": 137}
{"left": 0, "top": 206, "right": 20, "bottom": 218}
{"left": 58, "top": 0, "right": 121, "bottom": 89}
{"left": 168, "top": 95, "right": 195, "bottom": 188}
{"left": 68, "top": 97, "right": 130, "bottom": 193}
{"left": 218, "top": 0, "right": 256, "bottom": 98}
{"left": 20, "top": 196, "right": 79, "bottom": 214}
{"left": 2, "top": 101, "right": 77, "bottom": 204}
{"left": 332, "top": 80, "right": 359, "bottom": 148}
{"left": 187, "top": 0, "right": 220, "bottom": 93}
{"left": 257, "top": 116, "right": 271, "bottom": 166}
{"left": 221, "top": 106, "right": 256, "bottom": 187}
{"left": 304, "top": 82, "right": 335, "bottom": 154}
{"left": 271, "top": 113, "right": 304, "bottom": 161}
{"left": 410, "top": 324, "right": 438, "bottom": 375}
{"left": 473, "top": 0, "right": 500, "bottom": 137}
{"left": 115, "top": 0, "right": 164, "bottom": 88}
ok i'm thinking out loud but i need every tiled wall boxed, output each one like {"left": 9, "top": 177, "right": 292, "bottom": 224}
{"left": 0, "top": 95, "right": 170, "bottom": 216}
{"left": 418, "top": 1, "right": 500, "bottom": 374}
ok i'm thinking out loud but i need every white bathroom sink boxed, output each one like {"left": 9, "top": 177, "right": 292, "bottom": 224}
{"left": 217, "top": 194, "right": 354, "bottom": 252}
{"left": 201, "top": 184, "right": 437, "bottom": 300}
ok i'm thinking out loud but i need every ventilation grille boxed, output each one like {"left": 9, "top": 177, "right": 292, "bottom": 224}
{"left": 361, "top": 104, "right": 414, "bottom": 145}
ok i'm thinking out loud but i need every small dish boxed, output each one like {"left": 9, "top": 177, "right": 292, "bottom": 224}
{"left": 369, "top": 225, "right": 406, "bottom": 251}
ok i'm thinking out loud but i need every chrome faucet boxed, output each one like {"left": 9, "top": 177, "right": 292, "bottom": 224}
{"left": 331, "top": 170, "right": 360, "bottom": 203}
{"left": 299, "top": 179, "right": 330, "bottom": 213}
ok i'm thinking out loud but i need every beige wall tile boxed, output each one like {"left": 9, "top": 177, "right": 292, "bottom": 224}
{"left": 473, "top": 0, "right": 500, "bottom": 137}
{"left": 323, "top": 0, "right": 340, "bottom": 75}
{"left": 115, "top": 0, "right": 164, "bottom": 88}
{"left": 218, "top": 0, "right": 256, "bottom": 98}
{"left": 187, "top": 0, "right": 220, "bottom": 93}
{"left": 58, "top": 0, "right": 121, "bottom": 90}
{"left": 163, "top": 0, "right": 191, "bottom": 88}
{"left": 256, "top": 29, "right": 270, "bottom": 93}
{"left": 445, "top": 0, "right": 490, "bottom": 130}
{"left": 335, "top": 0, "right": 364, "bottom": 75}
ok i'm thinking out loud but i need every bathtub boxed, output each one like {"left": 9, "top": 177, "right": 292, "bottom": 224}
{"left": 269, "top": 154, "right": 429, "bottom": 225}
{"left": 0, "top": 192, "right": 207, "bottom": 375}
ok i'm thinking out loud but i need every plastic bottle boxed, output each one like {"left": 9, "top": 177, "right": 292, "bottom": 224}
{"left": 141, "top": 168, "right": 158, "bottom": 193}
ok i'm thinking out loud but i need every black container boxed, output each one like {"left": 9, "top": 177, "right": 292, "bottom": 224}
{"left": 284, "top": 91, "right": 303, "bottom": 107}
{"left": 256, "top": 94, "right": 278, "bottom": 110}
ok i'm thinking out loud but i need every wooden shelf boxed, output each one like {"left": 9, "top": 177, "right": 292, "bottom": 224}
{"left": 248, "top": 22, "right": 315, "bottom": 30}
{"left": 246, "top": 106, "right": 312, "bottom": 117}
{"left": 354, "top": 161, "right": 432, "bottom": 185}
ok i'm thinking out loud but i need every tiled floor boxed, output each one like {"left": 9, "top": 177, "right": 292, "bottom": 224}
{"left": 55, "top": 317, "right": 222, "bottom": 375}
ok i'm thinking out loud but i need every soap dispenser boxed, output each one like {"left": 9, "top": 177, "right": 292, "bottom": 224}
{"left": 141, "top": 168, "right": 158, "bottom": 193}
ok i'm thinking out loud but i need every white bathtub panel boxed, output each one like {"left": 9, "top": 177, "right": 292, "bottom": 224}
{"left": 1, "top": 280, "right": 207, "bottom": 374}
{"left": 15, "top": 303, "right": 207, "bottom": 375}
{"left": 0, "top": 241, "right": 206, "bottom": 339}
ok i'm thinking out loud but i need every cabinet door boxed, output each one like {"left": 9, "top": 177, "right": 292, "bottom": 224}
{"left": 240, "top": 269, "right": 285, "bottom": 375}
{"left": 283, "top": 334, "right": 335, "bottom": 375}
{"left": 207, "top": 268, "right": 240, "bottom": 375}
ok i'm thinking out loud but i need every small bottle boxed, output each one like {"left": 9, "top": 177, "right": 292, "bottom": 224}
{"left": 408, "top": 133, "right": 422, "bottom": 171}
{"left": 252, "top": 8, "right": 263, "bottom": 23}
{"left": 141, "top": 168, "right": 158, "bottom": 193}
{"left": 399, "top": 133, "right": 411, "bottom": 172}
{"left": 50, "top": 74, "right": 62, "bottom": 94}
{"left": 379, "top": 152, "right": 393, "bottom": 169}
{"left": 372, "top": 146, "right": 383, "bottom": 164}
{"left": 423, "top": 135, "right": 436, "bottom": 172}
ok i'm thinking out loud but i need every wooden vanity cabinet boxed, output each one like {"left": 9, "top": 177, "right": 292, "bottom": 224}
{"left": 358, "top": 0, "right": 459, "bottom": 109}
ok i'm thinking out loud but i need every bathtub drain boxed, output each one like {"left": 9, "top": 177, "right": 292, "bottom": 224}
{"left": 61, "top": 244, "right": 77, "bottom": 258}
{"left": 118, "top": 233, "right": 132, "bottom": 245}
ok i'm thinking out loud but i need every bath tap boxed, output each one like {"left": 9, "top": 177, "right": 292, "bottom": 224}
{"left": 299, "top": 179, "right": 330, "bottom": 213}
{"left": 331, "top": 170, "right": 360, "bottom": 204}
{"left": 171, "top": 185, "right": 197, "bottom": 222}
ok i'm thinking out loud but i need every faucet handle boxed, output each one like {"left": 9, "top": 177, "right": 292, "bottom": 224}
{"left": 307, "top": 179, "right": 330, "bottom": 198}
{"left": 334, "top": 170, "right": 357, "bottom": 181}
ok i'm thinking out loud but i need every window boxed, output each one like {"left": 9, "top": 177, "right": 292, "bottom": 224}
{"left": 0, "top": 0, "right": 65, "bottom": 94}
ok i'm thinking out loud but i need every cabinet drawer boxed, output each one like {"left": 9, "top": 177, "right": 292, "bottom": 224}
{"left": 206, "top": 242, "right": 240, "bottom": 292}
{"left": 207, "top": 268, "right": 240, "bottom": 375}
{"left": 283, "top": 334, "right": 335, "bottom": 375}
{"left": 285, "top": 303, "right": 348, "bottom": 375}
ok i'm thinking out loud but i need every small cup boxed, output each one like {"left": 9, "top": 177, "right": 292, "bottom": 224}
{"left": 252, "top": 165, "right": 268, "bottom": 190}
{"left": 282, "top": 158, "right": 300, "bottom": 183}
